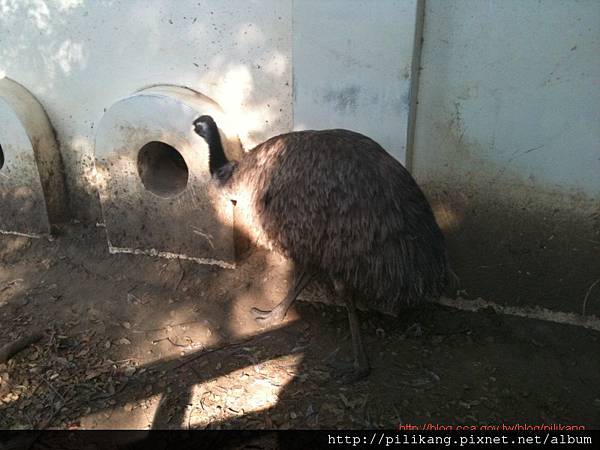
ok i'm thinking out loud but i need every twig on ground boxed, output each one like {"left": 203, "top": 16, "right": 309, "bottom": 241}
{"left": 41, "top": 375, "right": 67, "bottom": 406}
{"left": 167, "top": 335, "right": 268, "bottom": 371}
{"left": 87, "top": 379, "right": 131, "bottom": 403}
{"left": 175, "top": 259, "right": 185, "bottom": 291}
{"left": 151, "top": 337, "right": 188, "bottom": 347}
{"left": 0, "top": 331, "right": 44, "bottom": 363}
{"left": 135, "top": 320, "right": 205, "bottom": 333}
{"left": 0, "top": 278, "right": 23, "bottom": 292}
{"left": 582, "top": 278, "right": 600, "bottom": 316}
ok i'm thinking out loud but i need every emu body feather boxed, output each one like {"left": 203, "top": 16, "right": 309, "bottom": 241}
{"left": 211, "top": 129, "right": 447, "bottom": 316}
{"left": 194, "top": 115, "right": 447, "bottom": 380}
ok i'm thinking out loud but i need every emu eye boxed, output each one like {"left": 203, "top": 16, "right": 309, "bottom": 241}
{"left": 194, "top": 122, "right": 207, "bottom": 135}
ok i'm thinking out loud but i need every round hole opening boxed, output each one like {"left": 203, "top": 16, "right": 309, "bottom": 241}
{"left": 137, "top": 141, "right": 189, "bottom": 197}
{"left": 0, "top": 143, "right": 4, "bottom": 170}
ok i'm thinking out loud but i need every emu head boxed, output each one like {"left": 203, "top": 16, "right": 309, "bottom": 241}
{"left": 192, "top": 114, "right": 238, "bottom": 203}
{"left": 193, "top": 114, "right": 232, "bottom": 179}
{"left": 193, "top": 115, "right": 217, "bottom": 140}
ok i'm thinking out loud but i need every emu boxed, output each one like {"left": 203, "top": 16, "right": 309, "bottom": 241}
{"left": 193, "top": 115, "right": 448, "bottom": 381}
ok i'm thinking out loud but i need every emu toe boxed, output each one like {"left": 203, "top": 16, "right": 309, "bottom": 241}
{"left": 250, "top": 306, "right": 285, "bottom": 326}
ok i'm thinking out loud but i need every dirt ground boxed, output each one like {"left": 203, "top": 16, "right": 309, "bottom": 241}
{"left": 0, "top": 224, "right": 599, "bottom": 430}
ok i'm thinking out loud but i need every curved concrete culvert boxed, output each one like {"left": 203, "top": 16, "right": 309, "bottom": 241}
{"left": 94, "top": 85, "right": 244, "bottom": 268}
{"left": 0, "top": 77, "right": 66, "bottom": 237}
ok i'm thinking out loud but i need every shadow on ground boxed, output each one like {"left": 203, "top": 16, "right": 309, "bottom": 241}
{"left": 0, "top": 225, "right": 599, "bottom": 437}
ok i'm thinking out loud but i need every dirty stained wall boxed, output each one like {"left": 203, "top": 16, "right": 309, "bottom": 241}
{"left": 292, "top": 0, "right": 422, "bottom": 163}
{"left": 0, "top": 0, "right": 418, "bottom": 223}
{"left": 0, "top": 0, "right": 598, "bottom": 315}
{"left": 412, "top": 0, "right": 600, "bottom": 315}
{"left": 0, "top": 0, "right": 294, "bottom": 221}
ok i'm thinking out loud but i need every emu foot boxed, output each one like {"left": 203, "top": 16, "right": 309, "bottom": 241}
{"left": 250, "top": 306, "right": 285, "bottom": 326}
{"left": 328, "top": 360, "right": 371, "bottom": 384}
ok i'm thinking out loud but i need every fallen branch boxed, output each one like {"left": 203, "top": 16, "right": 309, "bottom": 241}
{"left": 0, "top": 331, "right": 44, "bottom": 364}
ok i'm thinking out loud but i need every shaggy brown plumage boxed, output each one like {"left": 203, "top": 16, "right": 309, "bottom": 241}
{"left": 193, "top": 115, "right": 448, "bottom": 380}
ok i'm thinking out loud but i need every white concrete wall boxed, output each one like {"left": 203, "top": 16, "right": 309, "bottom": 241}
{"left": 0, "top": 0, "right": 419, "bottom": 220}
{"left": 412, "top": 0, "right": 600, "bottom": 196}
{"left": 411, "top": 0, "right": 600, "bottom": 314}
{"left": 0, "top": 0, "right": 293, "bottom": 219}
{"left": 292, "top": 0, "right": 421, "bottom": 163}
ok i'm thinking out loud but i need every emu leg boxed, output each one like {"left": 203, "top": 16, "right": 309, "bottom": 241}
{"left": 332, "top": 278, "right": 370, "bottom": 383}
{"left": 250, "top": 269, "right": 314, "bottom": 326}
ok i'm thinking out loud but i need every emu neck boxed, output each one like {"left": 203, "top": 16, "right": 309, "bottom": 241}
{"left": 205, "top": 125, "right": 229, "bottom": 176}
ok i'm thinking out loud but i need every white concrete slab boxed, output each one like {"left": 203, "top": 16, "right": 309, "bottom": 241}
{"left": 0, "top": 77, "right": 66, "bottom": 236}
{"left": 292, "top": 0, "right": 423, "bottom": 163}
{"left": 94, "top": 85, "right": 244, "bottom": 267}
